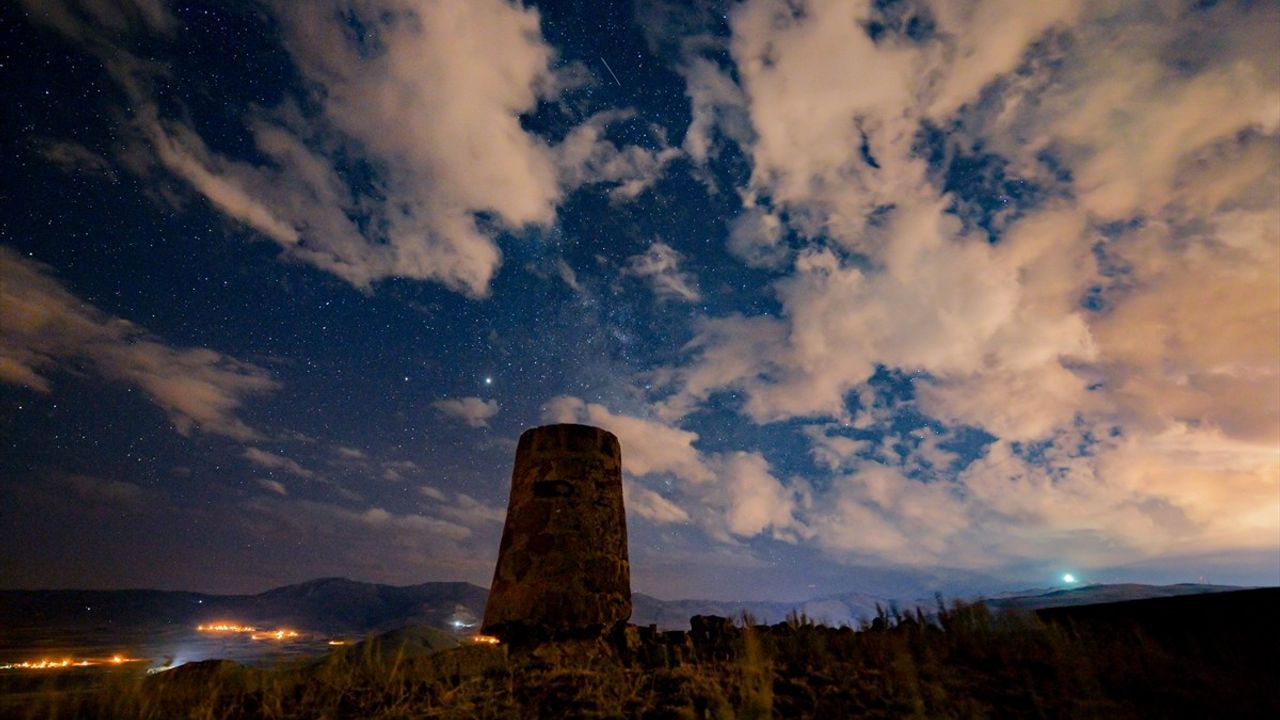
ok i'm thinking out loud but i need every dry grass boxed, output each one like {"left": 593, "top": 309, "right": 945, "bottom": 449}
{"left": 3, "top": 598, "right": 1276, "bottom": 719}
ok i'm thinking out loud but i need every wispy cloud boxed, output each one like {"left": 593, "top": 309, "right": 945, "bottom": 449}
{"left": 334, "top": 446, "right": 366, "bottom": 460}
{"left": 382, "top": 460, "right": 422, "bottom": 483}
{"left": 58, "top": 474, "right": 148, "bottom": 512}
{"left": 236, "top": 495, "right": 496, "bottom": 585}
{"left": 30, "top": 138, "right": 117, "bottom": 181}
{"left": 432, "top": 397, "right": 499, "bottom": 428}
{"left": 433, "top": 493, "right": 507, "bottom": 527}
{"left": 624, "top": 242, "right": 702, "bottom": 303}
{"left": 0, "top": 247, "right": 277, "bottom": 439}
{"left": 256, "top": 478, "right": 288, "bottom": 496}
{"left": 555, "top": 110, "right": 682, "bottom": 201}
{"left": 244, "top": 447, "right": 314, "bottom": 479}
{"left": 29, "top": 0, "right": 680, "bottom": 298}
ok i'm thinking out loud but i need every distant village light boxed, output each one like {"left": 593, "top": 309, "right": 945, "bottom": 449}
{"left": 1, "top": 656, "right": 142, "bottom": 671}
{"left": 250, "top": 629, "right": 300, "bottom": 641}
{"left": 197, "top": 623, "right": 257, "bottom": 633}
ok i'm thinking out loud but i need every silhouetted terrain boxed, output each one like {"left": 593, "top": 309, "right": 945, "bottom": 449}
{"left": 0, "top": 579, "right": 489, "bottom": 669}
{"left": 3, "top": 588, "right": 1275, "bottom": 719}
{"left": 0, "top": 578, "right": 1246, "bottom": 645}
{"left": 987, "top": 582, "right": 1244, "bottom": 610}
{"left": 632, "top": 582, "right": 1242, "bottom": 628}
{"left": 1036, "top": 587, "right": 1279, "bottom": 662}
{"left": 0, "top": 578, "right": 488, "bottom": 635}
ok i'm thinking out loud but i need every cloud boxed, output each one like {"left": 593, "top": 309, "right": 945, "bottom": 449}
{"left": 555, "top": 110, "right": 682, "bottom": 200}
{"left": 633, "top": 4, "right": 752, "bottom": 174}
{"left": 137, "top": 115, "right": 302, "bottom": 246}
{"left": 29, "top": 0, "right": 679, "bottom": 298}
{"left": 681, "top": 56, "right": 753, "bottom": 166}
{"left": 661, "top": 204, "right": 1097, "bottom": 429}
{"left": 21, "top": 0, "right": 176, "bottom": 41}
{"left": 544, "top": 396, "right": 713, "bottom": 484}
{"left": 948, "top": 4, "right": 1279, "bottom": 448}
{"left": 434, "top": 493, "right": 507, "bottom": 527}
{"left": 1088, "top": 214, "right": 1280, "bottom": 444}
{"left": 0, "top": 247, "right": 277, "bottom": 439}
{"left": 728, "top": 0, "right": 928, "bottom": 245}
{"left": 640, "top": 0, "right": 1280, "bottom": 571}
{"left": 712, "top": 451, "right": 806, "bottom": 541}
{"left": 18, "top": 0, "right": 1277, "bottom": 581}
{"left": 790, "top": 420, "right": 1277, "bottom": 570}
{"left": 555, "top": 259, "right": 582, "bottom": 292}
{"left": 31, "top": 138, "right": 117, "bottom": 181}
{"left": 256, "top": 478, "right": 288, "bottom": 496}
{"left": 803, "top": 424, "right": 873, "bottom": 472}
{"left": 726, "top": 206, "right": 788, "bottom": 269}
{"left": 382, "top": 460, "right": 422, "bottom": 482}
{"left": 722, "top": 0, "right": 1074, "bottom": 245}
{"left": 924, "top": 1, "right": 1081, "bottom": 120}
{"left": 653, "top": 314, "right": 785, "bottom": 422}
{"left": 978, "top": 3, "right": 1280, "bottom": 220}
{"left": 809, "top": 463, "right": 973, "bottom": 565}
{"left": 543, "top": 396, "right": 805, "bottom": 541}
{"left": 244, "top": 447, "right": 314, "bottom": 479}
{"left": 236, "top": 496, "right": 496, "bottom": 584}
{"left": 60, "top": 474, "right": 147, "bottom": 511}
{"left": 624, "top": 242, "right": 702, "bottom": 303}
{"left": 625, "top": 484, "right": 691, "bottom": 524}
{"left": 251, "top": 498, "right": 473, "bottom": 543}
{"left": 432, "top": 397, "right": 499, "bottom": 428}
{"left": 418, "top": 484, "right": 447, "bottom": 502}
{"left": 665, "top": 0, "right": 1277, "bottom": 441}
{"left": 260, "top": 0, "right": 561, "bottom": 295}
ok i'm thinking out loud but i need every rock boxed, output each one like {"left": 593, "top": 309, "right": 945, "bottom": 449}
{"left": 689, "top": 615, "right": 738, "bottom": 661}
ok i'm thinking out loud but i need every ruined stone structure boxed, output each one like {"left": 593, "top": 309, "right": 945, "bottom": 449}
{"left": 482, "top": 424, "right": 631, "bottom": 638}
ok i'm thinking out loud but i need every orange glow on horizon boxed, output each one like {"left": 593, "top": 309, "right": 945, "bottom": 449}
{"left": 250, "top": 629, "right": 300, "bottom": 641}
{"left": 470, "top": 634, "right": 500, "bottom": 645}
{"left": 197, "top": 623, "right": 301, "bottom": 640}
{"left": 197, "top": 623, "right": 257, "bottom": 633}
{"left": 1, "top": 656, "right": 143, "bottom": 671}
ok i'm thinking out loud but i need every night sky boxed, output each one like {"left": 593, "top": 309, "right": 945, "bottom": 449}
{"left": 2, "top": 0, "right": 1277, "bottom": 602}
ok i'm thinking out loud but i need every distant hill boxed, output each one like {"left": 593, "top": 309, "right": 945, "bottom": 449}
{"left": 8, "top": 588, "right": 1273, "bottom": 720}
{"left": 0, "top": 578, "right": 488, "bottom": 635}
{"left": 985, "top": 582, "right": 1244, "bottom": 611}
{"left": 0, "top": 579, "right": 1249, "bottom": 637}
{"left": 630, "top": 594, "right": 795, "bottom": 628}
{"left": 631, "top": 590, "right": 894, "bottom": 629}
{"left": 637, "top": 583, "right": 1251, "bottom": 629}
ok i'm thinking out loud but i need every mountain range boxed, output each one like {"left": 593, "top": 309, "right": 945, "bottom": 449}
{"left": 0, "top": 578, "right": 1247, "bottom": 636}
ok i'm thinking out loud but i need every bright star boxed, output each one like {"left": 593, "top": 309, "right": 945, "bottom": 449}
{"left": 1063, "top": 573, "right": 1077, "bottom": 584}
{"left": 484, "top": 377, "right": 492, "bottom": 385}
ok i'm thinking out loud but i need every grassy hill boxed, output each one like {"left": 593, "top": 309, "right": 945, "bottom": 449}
{"left": 4, "top": 588, "right": 1275, "bottom": 719}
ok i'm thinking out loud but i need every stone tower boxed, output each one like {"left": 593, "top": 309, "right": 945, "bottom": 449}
{"left": 482, "top": 423, "right": 631, "bottom": 638}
